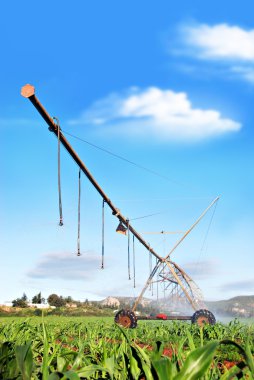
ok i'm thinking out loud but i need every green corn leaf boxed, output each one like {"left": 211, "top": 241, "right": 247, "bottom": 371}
{"left": 220, "top": 338, "right": 254, "bottom": 374}
{"left": 199, "top": 326, "right": 204, "bottom": 347}
{"left": 0, "top": 341, "right": 14, "bottom": 371}
{"left": 103, "top": 356, "right": 115, "bottom": 378}
{"left": 151, "top": 356, "right": 174, "bottom": 380}
{"left": 57, "top": 356, "right": 67, "bottom": 373}
{"left": 71, "top": 353, "right": 86, "bottom": 370}
{"left": 132, "top": 344, "right": 153, "bottom": 380}
{"left": 151, "top": 341, "right": 165, "bottom": 361}
{"left": 128, "top": 352, "right": 141, "bottom": 379}
{"left": 219, "top": 362, "right": 245, "bottom": 380}
{"left": 62, "top": 370, "right": 80, "bottom": 380}
{"left": 48, "top": 373, "right": 61, "bottom": 380}
{"left": 116, "top": 324, "right": 132, "bottom": 345}
{"left": 174, "top": 341, "right": 219, "bottom": 380}
{"left": 186, "top": 330, "right": 196, "bottom": 351}
{"left": 1, "top": 341, "right": 19, "bottom": 379}
{"left": 4, "top": 358, "right": 20, "bottom": 379}
{"left": 42, "top": 321, "right": 50, "bottom": 380}
{"left": 15, "top": 343, "right": 33, "bottom": 380}
{"left": 77, "top": 364, "right": 110, "bottom": 377}
{"left": 244, "top": 337, "right": 254, "bottom": 375}
{"left": 130, "top": 345, "right": 143, "bottom": 373}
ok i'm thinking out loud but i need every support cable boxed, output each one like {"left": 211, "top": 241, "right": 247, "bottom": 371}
{"left": 130, "top": 212, "right": 164, "bottom": 221}
{"left": 156, "top": 272, "right": 159, "bottom": 301}
{"left": 77, "top": 168, "right": 81, "bottom": 256}
{"left": 200, "top": 200, "right": 218, "bottom": 254}
{"left": 127, "top": 220, "right": 131, "bottom": 280}
{"left": 149, "top": 248, "right": 152, "bottom": 291}
{"left": 133, "top": 235, "right": 136, "bottom": 288}
{"left": 101, "top": 199, "right": 105, "bottom": 269}
{"left": 53, "top": 117, "right": 63, "bottom": 226}
{"left": 62, "top": 130, "right": 184, "bottom": 187}
{"left": 151, "top": 253, "right": 154, "bottom": 296}
{"left": 194, "top": 200, "right": 219, "bottom": 270}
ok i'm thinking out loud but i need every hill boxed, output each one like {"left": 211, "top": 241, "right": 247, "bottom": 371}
{"left": 2, "top": 295, "right": 253, "bottom": 319}
{"left": 206, "top": 295, "right": 254, "bottom": 318}
{"left": 99, "top": 295, "right": 254, "bottom": 318}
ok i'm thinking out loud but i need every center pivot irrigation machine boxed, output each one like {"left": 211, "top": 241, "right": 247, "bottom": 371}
{"left": 21, "top": 84, "right": 219, "bottom": 328}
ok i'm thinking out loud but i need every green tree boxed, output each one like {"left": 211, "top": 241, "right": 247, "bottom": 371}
{"left": 12, "top": 297, "right": 28, "bottom": 308}
{"left": 21, "top": 293, "right": 28, "bottom": 301}
{"left": 32, "top": 292, "right": 42, "bottom": 304}
{"left": 64, "top": 296, "right": 73, "bottom": 304}
{"left": 47, "top": 294, "right": 65, "bottom": 307}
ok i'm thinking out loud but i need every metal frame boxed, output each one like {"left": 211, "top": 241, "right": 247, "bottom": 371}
{"left": 21, "top": 84, "right": 219, "bottom": 314}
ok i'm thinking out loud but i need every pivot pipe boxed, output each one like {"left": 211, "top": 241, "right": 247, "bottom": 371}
{"left": 21, "top": 84, "right": 163, "bottom": 262}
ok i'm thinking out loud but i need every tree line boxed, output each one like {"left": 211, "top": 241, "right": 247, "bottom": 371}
{"left": 11, "top": 293, "right": 79, "bottom": 308}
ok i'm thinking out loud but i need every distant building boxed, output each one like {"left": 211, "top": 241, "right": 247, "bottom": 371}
{"left": 27, "top": 303, "right": 52, "bottom": 309}
{"left": 65, "top": 303, "right": 78, "bottom": 308}
{"left": 0, "top": 302, "right": 12, "bottom": 307}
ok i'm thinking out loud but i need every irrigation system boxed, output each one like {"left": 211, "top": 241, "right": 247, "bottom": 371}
{"left": 21, "top": 84, "right": 219, "bottom": 327}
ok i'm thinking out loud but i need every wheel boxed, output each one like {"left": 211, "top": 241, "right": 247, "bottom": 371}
{"left": 191, "top": 309, "right": 216, "bottom": 326}
{"left": 114, "top": 309, "right": 137, "bottom": 328}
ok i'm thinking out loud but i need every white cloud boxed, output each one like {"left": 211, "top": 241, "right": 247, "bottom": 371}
{"left": 70, "top": 87, "right": 241, "bottom": 141}
{"left": 231, "top": 66, "right": 254, "bottom": 82}
{"left": 219, "top": 279, "right": 254, "bottom": 292}
{"left": 177, "top": 22, "right": 254, "bottom": 83}
{"left": 27, "top": 252, "right": 100, "bottom": 280}
{"left": 182, "top": 259, "right": 219, "bottom": 280}
{"left": 183, "top": 23, "right": 254, "bottom": 61}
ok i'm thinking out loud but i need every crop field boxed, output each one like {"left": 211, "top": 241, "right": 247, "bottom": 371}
{"left": 0, "top": 316, "right": 254, "bottom": 379}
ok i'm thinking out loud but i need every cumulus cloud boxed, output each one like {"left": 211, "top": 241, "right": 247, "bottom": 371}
{"left": 177, "top": 22, "right": 254, "bottom": 82}
{"left": 27, "top": 252, "right": 100, "bottom": 280}
{"left": 182, "top": 23, "right": 254, "bottom": 60}
{"left": 69, "top": 87, "right": 241, "bottom": 141}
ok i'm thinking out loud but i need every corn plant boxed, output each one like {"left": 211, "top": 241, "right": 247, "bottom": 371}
{"left": 0, "top": 316, "right": 254, "bottom": 379}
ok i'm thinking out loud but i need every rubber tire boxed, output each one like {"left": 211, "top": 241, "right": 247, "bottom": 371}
{"left": 114, "top": 309, "right": 138, "bottom": 328}
{"left": 191, "top": 309, "right": 216, "bottom": 326}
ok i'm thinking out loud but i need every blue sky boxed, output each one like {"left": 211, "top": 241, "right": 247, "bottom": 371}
{"left": 1, "top": 0, "right": 254, "bottom": 306}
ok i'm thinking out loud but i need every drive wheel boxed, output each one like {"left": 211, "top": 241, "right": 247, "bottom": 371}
{"left": 114, "top": 309, "right": 137, "bottom": 328}
{"left": 191, "top": 309, "right": 216, "bottom": 326}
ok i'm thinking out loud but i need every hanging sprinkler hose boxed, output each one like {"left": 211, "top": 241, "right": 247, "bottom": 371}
{"left": 53, "top": 116, "right": 63, "bottom": 227}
